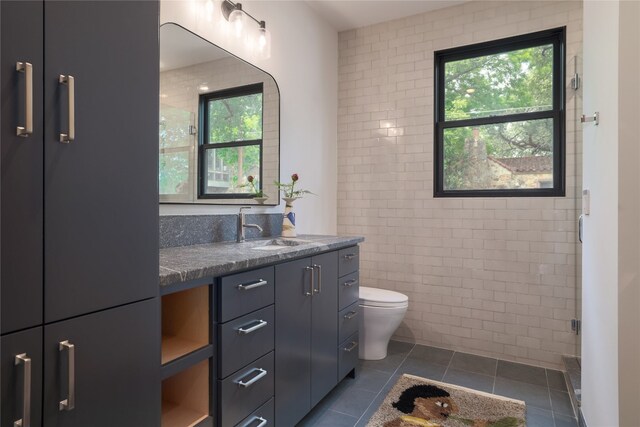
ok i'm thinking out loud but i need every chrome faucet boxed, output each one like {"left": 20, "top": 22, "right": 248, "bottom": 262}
{"left": 237, "top": 207, "right": 264, "bottom": 243}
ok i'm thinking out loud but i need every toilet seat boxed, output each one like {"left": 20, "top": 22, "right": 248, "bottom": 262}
{"left": 359, "top": 287, "right": 409, "bottom": 308}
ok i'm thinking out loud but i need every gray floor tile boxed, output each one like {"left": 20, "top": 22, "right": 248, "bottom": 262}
{"left": 329, "top": 387, "right": 379, "bottom": 418}
{"left": 497, "top": 360, "right": 549, "bottom": 387}
{"left": 442, "top": 367, "right": 495, "bottom": 393}
{"left": 526, "top": 407, "right": 555, "bottom": 427}
{"left": 554, "top": 414, "right": 579, "bottom": 427}
{"left": 450, "top": 352, "right": 498, "bottom": 376}
{"left": 407, "top": 344, "right": 454, "bottom": 365}
{"left": 387, "top": 340, "right": 415, "bottom": 354}
{"left": 397, "top": 357, "right": 448, "bottom": 381}
{"left": 547, "top": 369, "right": 568, "bottom": 391}
{"left": 494, "top": 377, "right": 552, "bottom": 411}
{"left": 550, "top": 389, "right": 575, "bottom": 417}
{"left": 341, "top": 368, "right": 393, "bottom": 393}
{"left": 298, "top": 409, "right": 359, "bottom": 427}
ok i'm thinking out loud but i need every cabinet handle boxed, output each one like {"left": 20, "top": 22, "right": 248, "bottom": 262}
{"left": 312, "top": 264, "right": 322, "bottom": 294}
{"left": 59, "top": 75, "right": 75, "bottom": 143}
{"left": 237, "top": 368, "right": 267, "bottom": 388}
{"left": 344, "top": 341, "right": 358, "bottom": 352}
{"left": 241, "top": 416, "right": 267, "bottom": 427}
{"left": 343, "top": 279, "right": 358, "bottom": 287}
{"left": 59, "top": 340, "right": 75, "bottom": 411}
{"left": 16, "top": 62, "right": 33, "bottom": 137}
{"left": 237, "top": 320, "right": 268, "bottom": 335}
{"left": 304, "top": 266, "right": 313, "bottom": 296}
{"left": 344, "top": 311, "right": 358, "bottom": 320}
{"left": 343, "top": 253, "right": 356, "bottom": 260}
{"left": 237, "top": 279, "right": 267, "bottom": 291}
{"left": 14, "top": 353, "right": 31, "bottom": 427}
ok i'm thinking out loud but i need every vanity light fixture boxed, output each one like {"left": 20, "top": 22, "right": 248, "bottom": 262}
{"left": 221, "top": 0, "right": 271, "bottom": 59}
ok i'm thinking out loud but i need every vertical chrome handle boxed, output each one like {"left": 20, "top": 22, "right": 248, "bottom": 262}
{"left": 14, "top": 353, "right": 31, "bottom": 427}
{"left": 16, "top": 62, "right": 33, "bottom": 137}
{"left": 312, "top": 264, "right": 322, "bottom": 294}
{"left": 241, "top": 416, "right": 268, "bottom": 427}
{"left": 59, "top": 75, "right": 75, "bottom": 143}
{"left": 578, "top": 214, "right": 584, "bottom": 243}
{"left": 59, "top": 340, "right": 75, "bottom": 411}
{"left": 304, "top": 266, "right": 313, "bottom": 296}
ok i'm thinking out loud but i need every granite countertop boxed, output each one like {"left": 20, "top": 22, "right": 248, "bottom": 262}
{"left": 159, "top": 234, "right": 364, "bottom": 288}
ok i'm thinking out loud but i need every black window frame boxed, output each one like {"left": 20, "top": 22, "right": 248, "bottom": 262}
{"left": 198, "top": 82, "right": 264, "bottom": 199}
{"left": 434, "top": 27, "right": 566, "bottom": 198}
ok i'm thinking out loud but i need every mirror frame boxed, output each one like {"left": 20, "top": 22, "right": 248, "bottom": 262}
{"left": 159, "top": 22, "right": 281, "bottom": 206}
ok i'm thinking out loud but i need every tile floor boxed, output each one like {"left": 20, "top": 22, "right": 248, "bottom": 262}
{"left": 297, "top": 341, "right": 578, "bottom": 427}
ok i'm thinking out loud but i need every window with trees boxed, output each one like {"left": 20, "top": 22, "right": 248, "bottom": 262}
{"left": 434, "top": 28, "right": 565, "bottom": 197}
{"left": 199, "top": 83, "right": 263, "bottom": 199}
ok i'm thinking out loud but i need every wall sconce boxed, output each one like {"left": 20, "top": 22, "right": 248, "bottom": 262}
{"left": 221, "top": 0, "right": 271, "bottom": 59}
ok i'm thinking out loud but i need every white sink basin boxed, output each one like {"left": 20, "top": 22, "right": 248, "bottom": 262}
{"left": 251, "top": 238, "right": 311, "bottom": 250}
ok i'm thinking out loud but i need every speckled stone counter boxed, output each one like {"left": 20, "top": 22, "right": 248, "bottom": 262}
{"left": 159, "top": 235, "right": 364, "bottom": 288}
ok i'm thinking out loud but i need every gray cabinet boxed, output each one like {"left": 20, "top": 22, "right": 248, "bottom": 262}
{"left": 1, "top": 327, "right": 43, "bottom": 427}
{"left": 43, "top": 0, "right": 159, "bottom": 323}
{"left": 274, "top": 252, "right": 339, "bottom": 427}
{"left": 1, "top": 0, "right": 44, "bottom": 334}
{"left": 1, "top": 1, "right": 160, "bottom": 425}
{"left": 43, "top": 299, "right": 160, "bottom": 427}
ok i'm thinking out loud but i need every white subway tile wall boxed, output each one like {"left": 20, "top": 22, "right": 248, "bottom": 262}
{"left": 337, "top": 1, "right": 582, "bottom": 368}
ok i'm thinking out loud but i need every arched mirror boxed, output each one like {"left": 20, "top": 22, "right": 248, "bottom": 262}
{"left": 159, "top": 23, "right": 280, "bottom": 205}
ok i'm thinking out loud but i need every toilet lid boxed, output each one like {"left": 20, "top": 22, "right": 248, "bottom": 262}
{"left": 359, "top": 286, "right": 408, "bottom": 307}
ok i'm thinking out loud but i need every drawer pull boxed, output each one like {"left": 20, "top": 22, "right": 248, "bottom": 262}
{"left": 237, "top": 319, "right": 268, "bottom": 335}
{"left": 237, "top": 368, "right": 267, "bottom": 388}
{"left": 343, "top": 279, "right": 358, "bottom": 287}
{"left": 344, "top": 311, "right": 358, "bottom": 320}
{"left": 59, "top": 340, "right": 75, "bottom": 411}
{"left": 343, "top": 253, "right": 356, "bottom": 260}
{"left": 241, "top": 416, "right": 268, "bottom": 427}
{"left": 344, "top": 341, "right": 358, "bottom": 352}
{"left": 14, "top": 353, "right": 31, "bottom": 427}
{"left": 237, "top": 279, "right": 268, "bottom": 291}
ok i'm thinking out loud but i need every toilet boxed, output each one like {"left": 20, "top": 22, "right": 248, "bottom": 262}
{"left": 358, "top": 286, "right": 409, "bottom": 360}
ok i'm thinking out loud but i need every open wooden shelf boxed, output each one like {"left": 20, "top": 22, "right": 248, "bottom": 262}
{"left": 162, "top": 359, "right": 210, "bottom": 427}
{"left": 162, "top": 285, "right": 209, "bottom": 365}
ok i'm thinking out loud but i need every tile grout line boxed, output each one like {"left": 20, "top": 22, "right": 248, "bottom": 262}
{"left": 441, "top": 350, "right": 455, "bottom": 381}
{"left": 353, "top": 343, "right": 416, "bottom": 426}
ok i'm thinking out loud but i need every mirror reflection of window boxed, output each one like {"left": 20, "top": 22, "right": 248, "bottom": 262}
{"left": 159, "top": 23, "right": 279, "bottom": 205}
{"left": 199, "top": 84, "right": 263, "bottom": 198}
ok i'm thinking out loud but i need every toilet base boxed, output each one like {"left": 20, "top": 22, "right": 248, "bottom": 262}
{"left": 358, "top": 303, "right": 408, "bottom": 361}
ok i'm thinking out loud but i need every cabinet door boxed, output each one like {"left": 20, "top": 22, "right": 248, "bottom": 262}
{"left": 1, "top": 0, "right": 44, "bottom": 333}
{"left": 43, "top": 0, "right": 159, "bottom": 322}
{"left": 310, "top": 252, "right": 339, "bottom": 407}
{"left": 1, "top": 327, "right": 43, "bottom": 427}
{"left": 43, "top": 298, "right": 160, "bottom": 427}
{"left": 275, "top": 258, "right": 312, "bottom": 427}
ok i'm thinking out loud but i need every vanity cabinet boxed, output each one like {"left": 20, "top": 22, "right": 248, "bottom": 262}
{"left": 274, "top": 251, "right": 342, "bottom": 427}
{"left": 0, "top": 1, "right": 160, "bottom": 425}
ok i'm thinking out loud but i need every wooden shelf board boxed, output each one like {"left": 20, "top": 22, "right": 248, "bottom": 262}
{"left": 161, "top": 335, "right": 207, "bottom": 365}
{"left": 161, "top": 401, "right": 208, "bottom": 427}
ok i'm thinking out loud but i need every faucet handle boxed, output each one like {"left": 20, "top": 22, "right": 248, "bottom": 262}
{"left": 239, "top": 206, "right": 251, "bottom": 213}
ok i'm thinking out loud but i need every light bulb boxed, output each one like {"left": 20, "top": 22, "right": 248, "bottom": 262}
{"left": 257, "top": 22, "right": 271, "bottom": 59}
{"left": 229, "top": 8, "right": 244, "bottom": 38}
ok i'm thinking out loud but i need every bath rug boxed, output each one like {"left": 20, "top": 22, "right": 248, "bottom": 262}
{"left": 367, "top": 374, "right": 526, "bottom": 427}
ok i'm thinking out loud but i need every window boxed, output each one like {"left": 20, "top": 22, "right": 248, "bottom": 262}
{"left": 434, "top": 28, "right": 565, "bottom": 197}
{"left": 198, "top": 83, "right": 263, "bottom": 199}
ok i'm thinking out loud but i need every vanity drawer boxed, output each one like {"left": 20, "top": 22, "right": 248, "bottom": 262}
{"left": 219, "top": 351, "right": 274, "bottom": 427}
{"left": 219, "top": 305, "right": 275, "bottom": 378}
{"left": 338, "top": 302, "right": 359, "bottom": 344}
{"left": 235, "top": 397, "right": 274, "bottom": 427}
{"left": 338, "top": 246, "right": 359, "bottom": 277}
{"left": 219, "top": 266, "right": 275, "bottom": 322}
{"left": 338, "top": 271, "right": 359, "bottom": 311}
{"left": 338, "top": 333, "right": 359, "bottom": 380}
